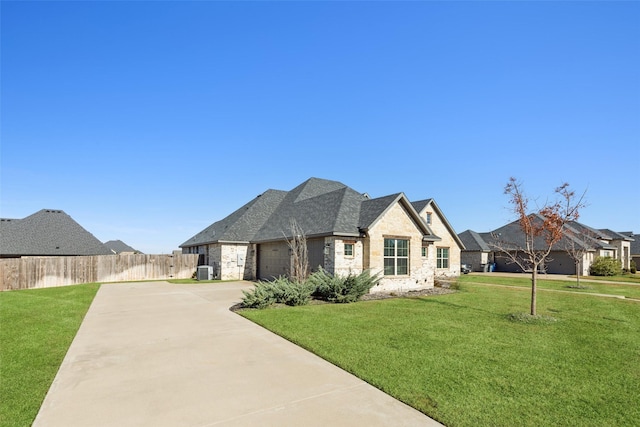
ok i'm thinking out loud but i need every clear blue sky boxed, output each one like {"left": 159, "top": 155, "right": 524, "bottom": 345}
{"left": 2, "top": 1, "right": 639, "bottom": 254}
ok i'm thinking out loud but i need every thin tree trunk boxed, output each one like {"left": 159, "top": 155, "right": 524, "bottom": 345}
{"left": 531, "top": 268, "right": 537, "bottom": 316}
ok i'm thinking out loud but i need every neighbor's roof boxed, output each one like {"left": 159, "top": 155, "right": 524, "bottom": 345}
{"left": 104, "top": 240, "right": 140, "bottom": 254}
{"left": 181, "top": 178, "right": 440, "bottom": 247}
{"left": 598, "top": 228, "right": 634, "bottom": 241}
{"left": 0, "top": 209, "right": 112, "bottom": 257}
{"left": 458, "top": 229, "right": 491, "bottom": 252}
{"left": 626, "top": 233, "right": 640, "bottom": 255}
{"left": 462, "top": 217, "right": 622, "bottom": 252}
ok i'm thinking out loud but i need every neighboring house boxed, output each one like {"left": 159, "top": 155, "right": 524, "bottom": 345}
{"left": 0, "top": 209, "right": 112, "bottom": 258}
{"left": 180, "top": 178, "right": 465, "bottom": 292}
{"left": 459, "top": 216, "right": 634, "bottom": 275}
{"left": 458, "top": 229, "right": 493, "bottom": 272}
{"left": 619, "top": 232, "right": 639, "bottom": 269}
{"left": 104, "top": 240, "right": 140, "bottom": 254}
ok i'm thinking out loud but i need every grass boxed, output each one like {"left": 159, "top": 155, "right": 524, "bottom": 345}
{"left": 239, "top": 283, "right": 640, "bottom": 426}
{"left": 569, "top": 273, "right": 640, "bottom": 284}
{"left": 458, "top": 274, "right": 640, "bottom": 300}
{"left": 0, "top": 283, "right": 100, "bottom": 427}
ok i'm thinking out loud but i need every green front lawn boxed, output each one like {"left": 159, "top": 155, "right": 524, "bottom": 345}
{"left": 0, "top": 284, "right": 100, "bottom": 427}
{"left": 459, "top": 274, "right": 640, "bottom": 299}
{"left": 240, "top": 283, "right": 640, "bottom": 426}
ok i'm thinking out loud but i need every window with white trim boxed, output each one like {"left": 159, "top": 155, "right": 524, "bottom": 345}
{"left": 384, "top": 238, "right": 409, "bottom": 275}
{"left": 437, "top": 247, "right": 449, "bottom": 269}
{"left": 344, "top": 243, "right": 354, "bottom": 257}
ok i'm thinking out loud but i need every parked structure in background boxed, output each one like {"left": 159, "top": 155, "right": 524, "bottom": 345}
{"left": 459, "top": 220, "right": 634, "bottom": 275}
{"left": 181, "top": 178, "right": 465, "bottom": 292}
{"left": 0, "top": 209, "right": 112, "bottom": 258}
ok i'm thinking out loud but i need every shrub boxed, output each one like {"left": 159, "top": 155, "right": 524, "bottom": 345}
{"left": 589, "top": 257, "right": 622, "bottom": 277}
{"left": 241, "top": 277, "right": 313, "bottom": 309}
{"left": 630, "top": 260, "right": 637, "bottom": 274}
{"left": 241, "top": 281, "right": 277, "bottom": 309}
{"left": 308, "top": 268, "right": 381, "bottom": 303}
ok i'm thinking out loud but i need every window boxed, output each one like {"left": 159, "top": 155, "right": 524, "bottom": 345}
{"left": 426, "top": 212, "right": 432, "bottom": 225}
{"left": 437, "top": 247, "right": 449, "bottom": 269}
{"left": 384, "top": 238, "right": 409, "bottom": 275}
{"left": 421, "top": 246, "right": 427, "bottom": 257}
{"left": 344, "top": 243, "right": 354, "bottom": 257}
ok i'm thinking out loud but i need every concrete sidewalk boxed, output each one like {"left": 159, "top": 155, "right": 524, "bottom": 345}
{"left": 33, "top": 281, "right": 442, "bottom": 426}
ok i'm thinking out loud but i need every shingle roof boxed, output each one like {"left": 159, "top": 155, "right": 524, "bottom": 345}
{"left": 180, "top": 189, "right": 287, "bottom": 246}
{"left": 0, "top": 209, "right": 112, "bottom": 257}
{"left": 251, "top": 179, "right": 368, "bottom": 242}
{"left": 627, "top": 234, "right": 640, "bottom": 255}
{"left": 181, "top": 178, "right": 437, "bottom": 247}
{"left": 598, "top": 229, "right": 634, "bottom": 241}
{"left": 104, "top": 240, "right": 139, "bottom": 254}
{"left": 359, "top": 193, "right": 402, "bottom": 230}
{"left": 410, "top": 198, "right": 433, "bottom": 214}
{"left": 458, "top": 229, "right": 491, "bottom": 251}
{"left": 462, "top": 217, "right": 623, "bottom": 252}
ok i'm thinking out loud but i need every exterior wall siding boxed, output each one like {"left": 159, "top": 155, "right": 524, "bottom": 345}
{"left": 421, "top": 202, "right": 462, "bottom": 277}
{"left": 366, "top": 203, "right": 434, "bottom": 293}
{"left": 461, "top": 251, "right": 489, "bottom": 272}
{"left": 329, "top": 237, "right": 364, "bottom": 277}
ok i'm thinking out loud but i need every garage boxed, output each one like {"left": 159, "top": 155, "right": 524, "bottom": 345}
{"left": 257, "top": 242, "right": 290, "bottom": 280}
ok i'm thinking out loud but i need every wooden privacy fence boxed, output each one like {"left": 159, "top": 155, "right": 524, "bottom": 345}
{"left": 0, "top": 254, "right": 200, "bottom": 291}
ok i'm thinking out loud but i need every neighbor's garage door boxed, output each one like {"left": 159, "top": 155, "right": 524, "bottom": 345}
{"left": 546, "top": 252, "right": 576, "bottom": 274}
{"left": 257, "top": 242, "right": 290, "bottom": 280}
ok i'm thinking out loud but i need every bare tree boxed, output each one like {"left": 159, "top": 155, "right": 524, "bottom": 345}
{"left": 561, "top": 225, "right": 597, "bottom": 288}
{"left": 492, "top": 177, "right": 586, "bottom": 316}
{"left": 285, "top": 218, "right": 309, "bottom": 283}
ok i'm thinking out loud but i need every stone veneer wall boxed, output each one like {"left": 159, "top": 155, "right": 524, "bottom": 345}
{"left": 366, "top": 203, "right": 434, "bottom": 293}
{"left": 326, "top": 236, "right": 364, "bottom": 277}
{"left": 422, "top": 203, "right": 462, "bottom": 278}
{"left": 219, "top": 243, "right": 252, "bottom": 281}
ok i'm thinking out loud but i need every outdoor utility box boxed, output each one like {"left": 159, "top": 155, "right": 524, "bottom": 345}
{"left": 197, "top": 265, "right": 214, "bottom": 281}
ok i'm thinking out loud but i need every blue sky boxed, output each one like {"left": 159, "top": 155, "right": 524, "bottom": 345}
{"left": 2, "top": 1, "right": 639, "bottom": 254}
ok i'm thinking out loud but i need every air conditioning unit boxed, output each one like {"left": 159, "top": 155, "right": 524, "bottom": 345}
{"left": 197, "top": 265, "right": 214, "bottom": 281}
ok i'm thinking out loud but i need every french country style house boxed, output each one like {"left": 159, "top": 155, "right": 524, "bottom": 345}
{"left": 180, "top": 178, "right": 465, "bottom": 293}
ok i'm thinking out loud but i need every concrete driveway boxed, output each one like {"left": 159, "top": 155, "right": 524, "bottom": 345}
{"left": 33, "top": 281, "right": 442, "bottom": 426}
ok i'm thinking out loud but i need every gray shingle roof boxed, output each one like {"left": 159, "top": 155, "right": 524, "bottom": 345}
{"left": 410, "top": 199, "right": 433, "bottom": 214}
{"left": 180, "top": 189, "right": 287, "bottom": 246}
{"left": 359, "top": 193, "right": 402, "bottom": 230}
{"left": 181, "top": 178, "right": 437, "bottom": 247}
{"left": 251, "top": 179, "right": 368, "bottom": 242}
{"left": 0, "top": 209, "right": 112, "bottom": 257}
{"left": 598, "top": 229, "right": 634, "bottom": 241}
{"left": 627, "top": 234, "right": 640, "bottom": 255}
{"left": 104, "top": 240, "right": 139, "bottom": 254}
{"left": 458, "top": 229, "right": 491, "bottom": 251}
{"left": 462, "top": 217, "right": 623, "bottom": 252}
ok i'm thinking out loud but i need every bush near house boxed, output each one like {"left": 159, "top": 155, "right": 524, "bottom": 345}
{"left": 240, "top": 277, "right": 314, "bottom": 308}
{"left": 240, "top": 269, "right": 381, "bottom": 308}
{"left": 589, "top": 256, "right": 622, "bottom": 276}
